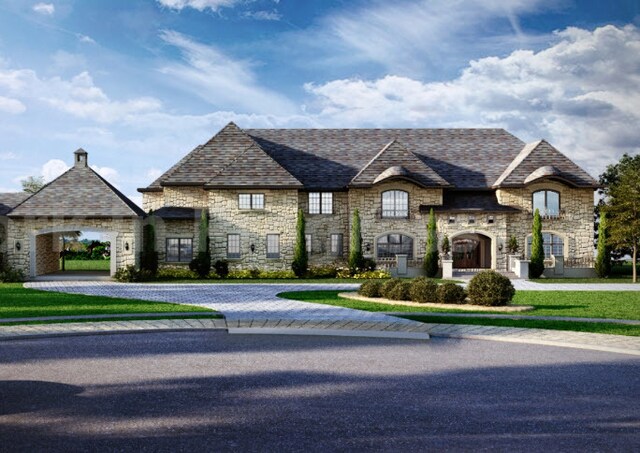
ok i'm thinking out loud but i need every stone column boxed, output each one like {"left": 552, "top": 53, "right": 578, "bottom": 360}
{"left": 442, "top": 258, "right": 454, "bottom": 279}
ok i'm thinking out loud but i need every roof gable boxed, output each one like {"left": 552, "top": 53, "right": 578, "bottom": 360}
{"left": 349, "top": 140, "right": 450, "bottom": 188}
{"left": 9, "top": 165, "right": 144, "bottom": 218}
{"left": 205, "top": 144, "right": 302, "bottom": 188}
{"left": 493, "top": 140, "right": 598, "bottom": 188}
{"left": 0, "top": 192, "right": 29, "bottom": 216}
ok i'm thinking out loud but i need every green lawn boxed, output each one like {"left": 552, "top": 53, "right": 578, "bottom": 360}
{"left": 61, "top": 259, "right": 111, "bottom": 271}
{"left": 279, "top": 290, "right": 640, "bottom": 336}
{"left": 534, "top": 278, "right": 637, "bottom": 284}
{"left": 148, "top": 278, "right": 457, "bottom": 284}
{"left": 0, "top": 283, "right": 215, "bottom": 320}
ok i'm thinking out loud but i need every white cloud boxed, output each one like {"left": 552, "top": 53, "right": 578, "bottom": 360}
{"left": 0, "top": 96, "right": 26, "bottom": 114}
{"left": 77, "top": 34, "right": 96, "bottom": 44}
{"left": 41, "top": 159, "right": 70, "bottom": 182}
{"left": 146, "top": 167, "right": 164, "bottom": 181}
{"left": 304, "top": 24, "right": 640, "bottom": 177}
{"left": 91, "top": 165, "right": 119, "bottom": 183}
{"left": 0, "top": 152, "right": 18, "bottom": 160}
{"left": 32, "top": 2, "right": 55, "bottom": 15}
{"left": 158, "top": 30, "right": 295, "bottom": 115}
{"left": 244, "top": 10, "right": 281, "bottom": 21}
{"left": 156, "top": 0, "right": 242, "bottom": 12}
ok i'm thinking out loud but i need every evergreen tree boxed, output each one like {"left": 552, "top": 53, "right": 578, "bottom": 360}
{"left": 349, "top": 209, "right": 364, "bottom": 271}
{"left": 529, "top": 209, "right": 545, "bottom": 278}
{"left": 140, "top": 216, "right": 158, "bottom": 275}
{"left": 291, "top": 209, "right": 308, "bottom": 277}
{"left": 424, "top": 208, "right": 439, "bottom": 277}
{"left": 190, "top": 210, "right": 211, "bottom": 278}
{"left": 595, "top": 212, "right": 612, "bottom": 278}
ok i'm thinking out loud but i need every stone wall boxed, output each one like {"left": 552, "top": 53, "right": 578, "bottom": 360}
{"left": 6, "top": 217, "right": 142, "bottom": 277}
{"left": 35, "top": 233, "right": 60, "bottom": 275}
{"left": 142, "top": 188, "right": 208, "bottom": 212}
{"left": 142, "top": 192, "right": 163, "bottom": 212}
{"left": 208, "top": 189, "right": 298, "bottom": 270}
{"left": 299, "top": 191, "right": 350, "bottom": 265}
{"left": 155, "top": 218, "right": 199, "bottom": 265}
{"left": 497, "top": 180, "right": 595, "bottom": 263}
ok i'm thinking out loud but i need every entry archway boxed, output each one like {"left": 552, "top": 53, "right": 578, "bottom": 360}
{"left": 450, "top": 231, "right": 494, "bottom": 270}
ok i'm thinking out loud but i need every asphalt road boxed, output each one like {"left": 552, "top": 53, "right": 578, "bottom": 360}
{"left": 0, "top": 332, "right": 638, "bottom": 452}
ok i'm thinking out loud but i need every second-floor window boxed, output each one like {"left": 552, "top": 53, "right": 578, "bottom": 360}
{"left": 381, "top": 190, "right": 408, "bottom": 218}
{"left": 238, "top": 193, "right": 264, "bottom": 210}
{"left": 532, "top": 190, "right": 560, "bottom": 217}
{"left": 309, "top": 192, "right": 333, "bottom": 214}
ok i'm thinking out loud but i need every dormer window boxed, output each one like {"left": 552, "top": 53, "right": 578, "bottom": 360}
{"left": 381, "top": 190, "right": 408, "bottom": 218}
{"left": 532, "top": 190, "right": 560, "bottom": 218}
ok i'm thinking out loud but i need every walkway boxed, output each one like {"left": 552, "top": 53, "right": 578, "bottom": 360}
{"left": 510, "top": 280, "right": 640, "bottom": 291}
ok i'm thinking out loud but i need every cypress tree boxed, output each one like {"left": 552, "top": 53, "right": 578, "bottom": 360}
{"left": 424, "top": 208, "right": 439, "bottom": 277}
{"left": 140, "top": 216, "right": 158, "bottom": 275}
{"left": 595, "top": 213, "right": 612, "bottom": 278}
{"left": 529, "top": 209, "right": 545, "bottom": 278}
{"left": 349, "top": 208, "right": 364, "bottom": 271}
{"left": 190, "top": 209, "right": 211, "bottom": 278}
{"left": 291, "top": 209, "right": 308, "bottom": 277}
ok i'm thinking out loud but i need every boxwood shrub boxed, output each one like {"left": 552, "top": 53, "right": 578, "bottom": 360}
{"left": 358, "top": 280, "right": 382, "bottom": 297}
{"left": 466, "top": 270, "right": 515, "bottom": 306}
{"left": 380, "top": 278, "right": 403, "bottom": 299}
{"left": 386, "top": 280, "right": 412, "bottom": 301}
{"left": 436, "top": 282, "right": 467, "bottom": 304}
{"left": 409, "top": 277, "right": 439, "bottom": 303}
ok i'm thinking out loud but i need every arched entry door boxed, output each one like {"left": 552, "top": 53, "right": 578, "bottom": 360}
{"left": 452, "top": 233, "right": 491, "bottom": 269}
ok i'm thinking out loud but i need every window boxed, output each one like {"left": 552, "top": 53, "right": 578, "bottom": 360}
{"left": 377, "top": 234, "right": 414, "bottom": 259}
{"left": 381, "top": 190, "right": 408, "bottom": 218}
{"left": 532, "top": 190, "right": 560, "bottom": 217}
{"left": 449, "top": 215, "right": 456, "bottom": 224}
{"left": 227, "top": 234, "right": 240, "bottom": 259}
{"left": 527, "top": 233, "right": 564, "bottom": 259}
{"left": 305, "top": 234, "right": 312, "bottom": 253}
{"left": 266, "top": 234, "right": 280, "bottom": 258}
{"left": 309, "top": 192, "right": 333, "bottom": 214}
{"left": 468, "top": 215, "right": 475, "bottom": 224}
{"left": 487, "top": 215, "right": 495, "bottom": 224}
{"left": 330, "top": 234, "right": 343, "bottom": 256}
{"left": 166, "top": 238, "right": 193, "bottom": 262}
{"left": 238, "top": 193, "right": 264, "bottom": 210}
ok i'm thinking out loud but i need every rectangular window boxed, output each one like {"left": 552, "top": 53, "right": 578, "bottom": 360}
{"left": 238, "top": 193, "right": 264, "bottom": 210}
{"left": 166, "top": 238, "right": 193, "bottom": 262}
{"left": 227, "top": 234, "right": 240, "bottom": 259}
{"left": 448, "top": 215, "right": 456, "bottom": 224}
{"left": 487, "top": 215, "right": 495, "bottom": 224}
{"left": 330, "top": 233, "right": 343, "bottom": 256}
{"left": 305, "top": 234, "right": 312, "bottom": 253}
{"left": 468, "top": 215, "right": 475, "bottom": 224}
{"left": 309, "top": 192, "right": 333, "bottom": 214}
{"left": 266, "top": 234, "right": 280, "bottom": 258}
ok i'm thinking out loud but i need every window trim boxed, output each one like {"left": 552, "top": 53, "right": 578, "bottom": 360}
{"left": 526, "top": 232, "right": 565, "bottom": 259}
{"left": 266, "top": 234, "right": 280, "bottom": 259}
{"left": 227, "top": 233, "right": 241, "bottom": 259}
{"left": 165, "top": 237, "right": 193, "bottom": 263}
{"left": 305, "top": 234, "right": 312, "bottom": 254}
{"left": 330, "top": 233, "right": 343, "bottom": 257}
{"left": 238, "top": 193, "right": 265, "bottom": 210}
{"left": 532, "top": 189, "right": 561, "bottom": 218}
{"left": 381, "top": 190, "right": 409, "bottom": 219}
{"left": 308, "top": 192, "right": 333, "bottom": 214}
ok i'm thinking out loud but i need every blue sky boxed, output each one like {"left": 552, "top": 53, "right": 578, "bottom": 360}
{"left": 0, "top": 0, "right": 638, "bottom": 207}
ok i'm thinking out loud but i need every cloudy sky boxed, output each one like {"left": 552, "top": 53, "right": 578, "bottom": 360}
{"left": 0, "top": 0, "right": 638, "bottom": 207}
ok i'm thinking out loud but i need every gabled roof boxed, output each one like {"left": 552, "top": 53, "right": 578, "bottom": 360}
{"left": 0, "top": 192, "right": 29, "bottom": 216}
{"left": 205, "top": 144, "right": 302, "bottom": 188}
{"left": 493, "top": 140, "right": 598, "bottom": 188}
{"left": 9, "top": 159, "right": 144, "bottom": 218}
{"left": 349, "top": 140, "right": 450, "bottom": 188}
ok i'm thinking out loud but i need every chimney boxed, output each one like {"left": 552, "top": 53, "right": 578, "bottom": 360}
{"left": 74, "top": 148, "right": 88, "bottom": 168}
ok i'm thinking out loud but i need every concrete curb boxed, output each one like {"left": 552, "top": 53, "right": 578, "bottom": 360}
{"left": 228, "top": 327, "right": 430, "bottom": 340}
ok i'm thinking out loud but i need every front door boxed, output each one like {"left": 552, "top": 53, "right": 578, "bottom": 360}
{"left": 452, "top": 238, "right": 481, "bottom": 268}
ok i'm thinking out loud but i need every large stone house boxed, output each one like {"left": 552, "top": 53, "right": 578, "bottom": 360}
{"left": 137, "top": 122, "right": 598, "bottom": 277}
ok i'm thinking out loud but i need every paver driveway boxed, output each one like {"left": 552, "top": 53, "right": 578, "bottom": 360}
{"left": 25, "top": 282, "right": 420, "bottom": 330}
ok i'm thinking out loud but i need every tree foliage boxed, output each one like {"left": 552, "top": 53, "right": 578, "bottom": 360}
{"left": 594, "top": 212, "right": 611, "bottom": 278}
{"left": 529, "top": 209, "right": 545, "bottom": 279}
{"left": 291, "top": 209, "right": 308, "bottom": 277}
{"left": 602, "top": 154, "right": 640, "bottom": 283}
{"left": 21, "top": 175, "right": 45, "bottom": 194}
{"left": 189, "top": 210, "right": 211, "bottom": 278}
{"left": 349, "top": 208, "right": 364, "bottom": 271}
{"left": 140, "top": 218, "right": 159, "bottom": 275}
{"left": 424, "top": 208, "right": 439, "bottom": 277}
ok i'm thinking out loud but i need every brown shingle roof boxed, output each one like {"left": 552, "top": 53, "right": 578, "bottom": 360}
{"left": 9, "top": 166, "right": 144, "bottom": 218}
{"left": 0, "top": 192, "right": 30, "bottom": 216}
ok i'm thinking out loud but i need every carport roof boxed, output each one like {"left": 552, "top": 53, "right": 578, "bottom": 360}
{"left": 0, "top": 192, "right": 30, "bottom": 216}
{"left": 9, "top": 152, "right": 144, "bottom": 218}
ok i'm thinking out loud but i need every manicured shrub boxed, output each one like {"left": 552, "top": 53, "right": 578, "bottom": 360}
{"left": 466, "top": 270, "right": 515, "bottom": 306}
{"left": 358, "top": 280, "right": 382, "bottom": 297}
{"left": 140, "top": 223, "right": 158, "bottom": 275}
{"left": 349, "top": 209, "right": 364, "bottom": 271}
{"left": 189, "top": 252, "right": 211, "bottom": 278}
{"left": 336, "top": 267, "right": 352, "bottom": 279}
{"left": 361, "top": 258, "right": 377, "bottom": 271}
{"left": 257, "top": 269, "right": 296, "bottom": 279}
{"left": 306, "top": 265, "right": 338, "bottom": 278}
{"left": 214, "top": 260, "right": 229, "bottom": 278}
{"left": 0, "top": 267, "right": 25, "bottom": 283}
{"left": 227, "top": 268, "right": 261, "bottom": 279}
{"left": 380, "top": 278, "right": 403, "bottom": 299}
{"left": 409, "top": 277, "right": 439, "bottom": 303}
{"left": 436, "top": 282, "right": 467, "bottom": 304}
{"left": 291, "top": 209, "right": 308, "bottom": 277}
{"left": 351, "top": 269, "right": 391, "bottom": 279}
{"left": 156, "top": 266, "right": 198, "bottom": 280}
{"left": 595, "top": 213, "right": 612, "bottom": 278}
{"left": 386, "top": 280, "right": 412, "bottom": 301}
{"left": 114, "top": 265, "right": 152, "bottom": 283}
{"left": 529, "top": 209, "right": 545, "bottom": 278}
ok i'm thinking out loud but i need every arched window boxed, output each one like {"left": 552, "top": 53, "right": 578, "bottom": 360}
{"left": 532, "top": 190, "right": 560, "bottom": 218}
{"left": 381, "top": 190, "right": 408, "bottom": 218}
{"left": 527, "top": 233, "right": 564, "bottom": 258}
{"left": 377, "top": 234, "right": 414, "bottom": 259}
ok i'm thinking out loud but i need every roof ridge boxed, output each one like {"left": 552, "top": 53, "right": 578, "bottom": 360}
{"left": 88, "top": 166, "right": 145, "bottom": 216}
{"left": 492, "top": 140, "right": 542, "bottom": 187}
{"left": 349, "top": 140, "right": 396, "bottom": 185}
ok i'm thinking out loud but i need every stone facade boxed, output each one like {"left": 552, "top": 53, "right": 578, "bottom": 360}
{"left": 6, "top": 217, "right": 142, "bottom": 277}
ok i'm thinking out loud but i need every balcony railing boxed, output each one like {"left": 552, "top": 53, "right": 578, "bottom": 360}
{"left": 375, "top": 208, "right": 411, "bottom": 220}
{"left": 527, "top": 208, "right": 566, "bottom": 220}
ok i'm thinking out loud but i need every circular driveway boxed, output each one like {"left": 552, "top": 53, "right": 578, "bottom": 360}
{"left": 1, "top": 331, "right": 638, "bottom": 451}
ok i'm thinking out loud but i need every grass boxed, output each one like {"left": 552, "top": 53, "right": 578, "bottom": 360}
{"left": 147, "top": 278, "right": 458, "bottom": 284}
{"left": 279, "top": 289, "right": 640, "bottom": 336}
{"left": 60, "top": 259, "right": 111, "bottom": 271}
{"left": 535, "top": 278, "right": 637, "bottom": 284}
{"left": 0, "top": 283, "right": 215, "bottom": 319}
